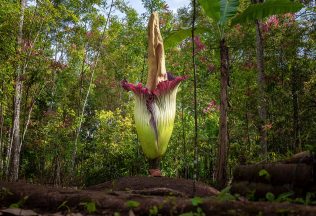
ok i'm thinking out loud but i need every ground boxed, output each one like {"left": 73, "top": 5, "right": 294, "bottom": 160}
{"left": 1, "top": 176, "right": 316, "bottom": 215}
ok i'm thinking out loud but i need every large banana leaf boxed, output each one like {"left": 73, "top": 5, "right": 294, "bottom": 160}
{"left": 231, "top": 0, "right": 303, "bottom": 26}
{"left": 219, "top": 0, "right": 240, "bottom": 26}
{"left": 164, "top": 0, "right": 240, "bottom": 46}
{"left": 164, "top": 27, "right": 209, "bottom": 49}
{"left": 198, "top": 0, "right": 220, "bottom": 23}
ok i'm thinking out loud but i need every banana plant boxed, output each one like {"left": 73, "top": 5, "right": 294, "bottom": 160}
{"left": 165, "top": 0, "right": 302, "bottom": 187}
{"left": 122, "top": 12, "right": 187, "bottom": 176}
{"left": 200, "top": 0, "right": 239, "bottom": 189}
{"left": 231, "top": 0, "right": 303, "bottom": 25}
{"left": 166, "top": 0, "right": 240, "bottom": 187}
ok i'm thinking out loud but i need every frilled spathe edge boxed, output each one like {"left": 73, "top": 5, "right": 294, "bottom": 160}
{"left": 121, "top": 74, "right": 188, "bottom": 96}
{"left": 121, "top": 73, "right": 187, "bottom": 159}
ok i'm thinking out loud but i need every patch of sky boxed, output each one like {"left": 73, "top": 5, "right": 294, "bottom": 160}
{"left": 118, "top": 0, "right": 190, "bottom": 17}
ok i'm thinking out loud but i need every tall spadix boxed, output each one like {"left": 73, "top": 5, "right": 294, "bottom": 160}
{"left": 122, "top": 12, "right": 187, "bottom": 161}
{"left": 146, "top": 12, "right": 167, "bottom": 90}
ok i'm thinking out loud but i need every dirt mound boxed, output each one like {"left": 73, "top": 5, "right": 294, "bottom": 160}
{"left": 88, "top": 176, "right": 219, "bottom": 197}
{"left": 2, "top": 177, "right": 316, "bottom": 215}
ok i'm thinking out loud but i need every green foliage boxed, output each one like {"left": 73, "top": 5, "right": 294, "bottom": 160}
{"left": 57, "top": 201, "right": 70, "bottom": 213}
{"left": 142, "top": 0, "right": 166, "bottom": 15}
{"left": 0, "top": 187, "right": 13, "bottom": 200}
{"left": 81, "top": 201, "right": 97, "bottom": 213}
{"left": 265, "top": 191, "right": 307, "bottom": 204}
{"left": 231, "top": 0, "right": 303, "bottom": 25}
{"left": 0, "top": 0, "right": 314, "bottom": 193}
{"left": 219, "top": 0, "right": 240, "bottom": 26}
{"left": 275, "top": 192, "right": 294, "bottom": 202}
{"left": 165, "top": 27, "right": 208, "bottom": 49}
{"left": 191, "top": 196, "right": 203, "bottom": 206}
{"left": 167, "top": 0, "right": 240, "bottom": 47}
{"left": 179, "top": 207, "right": 205, "bottom": 216}
{"left": 306, "top": 145, "right": 316, "bottom": 154}
{"left": 9, "top": 196, "right": 28, "bottom": 208}
{"left": 79, "top": 108, "right": 147, "bottom": 185}
{"left": 126, "top": 200, "right": 140, "bottom": 209}
{"left": 294, "top": 192, "right": 316, "bottom": 205}
{"left": 259, "top": 169, "right": 271, "bottom": 181}
{"left": 198, "top": 0, "right": 220, "bottom": 22}
{"left": 246, "top": 190, "right": 256, "bottom": 201}
{"left": 216, "top": 186, "right": 236, "bottom": 201}
{"left": 198, "top": 0, "right": 239, "bottom": 39}
{"left": 265, "top": 192, "right": 275, "bottom": 201}
{"left": 149, "top": 205, "right": 159, "bottom": 215}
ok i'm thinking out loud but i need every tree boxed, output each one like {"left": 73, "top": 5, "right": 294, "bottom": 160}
{"left": 232, "top": 0, "right": 303, "bottom": 157}
{"left": 198, "top": 0, "right": 239, "bottom": 188}
{"left": 0, "top": 0, "right": 312, "bottom": 187}
{"left": 166, "top": 0, "right": 240, "bottom": 188}
{"left": 254, "top": 0, "right": 268, "bottom": 157}
{"left": 142, "top": 0, "right": 166, "bottom": 15}
{"left": 166, "top": 0, "right": 303, "bottom": 187}
{"left": 8, "top": 0, "right": 27, "bottom": 182}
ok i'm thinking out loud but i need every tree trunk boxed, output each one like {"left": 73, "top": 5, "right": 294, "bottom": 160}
{"left": 255, "top": 19, "right": 268, "bottom": 158}
{"left": 52, "top": 154, "right": 61, "bottom": 186}
{"left": 72, "top": 0, "right": 114, "bottom": 171}
{"left": 8, "top": 0, "right": 26, "bottom": 182}
{"left": 291, "top": 65, "right": 301, "bottom": 152}
{"left": 245, "top": 111, "right": 251, "bottom": 150}
{"left": 215, "top": 39, "right": 229, "bottom": 189}
{"left": 5, "top": 127, "right": 11, "bottom": 177}
{"left": 181, "top": 100, "right": 188, "bottom": 179}
{"left": 0, "top": 88, "right": 4, "bottom": 177}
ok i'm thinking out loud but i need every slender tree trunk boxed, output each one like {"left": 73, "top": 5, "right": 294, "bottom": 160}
{"left": 0, "top": 90, "right": 4, "bottom": 177}
{"left": 8, "top": 0, "right": 26, "bottom": 182}
{"left": 215, "top": 39, "right": 229, "bottom": 188}
{"left": 53, "top": 155, "right": 61, "bottom": 186}
{"left": 20, "top": 98, "right": 35, "bottom": 151}
{"left": 5, "top": 127, "right": 11, "bottom": 176}
{"left": 181, "top": 100, "right": 188, "bottom": 179}
{"left": 255, "top": 19, "right": 268, "bottom": 158}
{"left": 245, "top": 111, "right": 251, "bottom": 151}
{"left": 72, "top": 0, "right": 114, "bottom": 171}
{"left": 9, "top": 70, "right": 23, "bottom": 182}
{"left": 78, "top": 48, "right": 86, "bottom": 114}
{"left": 291, "top": 65, "right": 301, "bottom": 152}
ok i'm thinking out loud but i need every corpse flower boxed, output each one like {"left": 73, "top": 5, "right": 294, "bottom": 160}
{"left": 121, "top": 12, "right": 187, "bottom": 172}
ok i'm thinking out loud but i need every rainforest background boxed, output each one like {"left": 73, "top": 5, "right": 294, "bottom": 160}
{"left": 0, "top": 0, "right": 315, "bottom": 187}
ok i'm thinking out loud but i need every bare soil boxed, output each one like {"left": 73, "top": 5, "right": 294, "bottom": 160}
{"left": 1, "top": 176, "right": 316, "bottom": 215}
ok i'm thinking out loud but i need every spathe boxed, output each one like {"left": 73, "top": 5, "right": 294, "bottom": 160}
{"left": 121, "top": 12, "right": 187, "bottom": 160}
